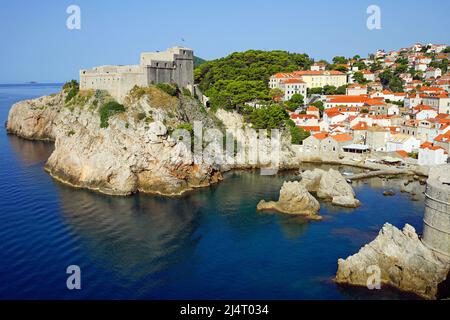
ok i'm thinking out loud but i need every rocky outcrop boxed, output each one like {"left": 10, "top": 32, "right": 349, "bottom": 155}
{"left": 336, "top": 223, "right": 450, "bottom": 300}
{"left": 7, "top": 87, "right": 223, "bottom": 196}
{"left": 300, "top": 168, "right": 360, "bottom": 208}
{"left": 298, "top": 168, "right": 324, "bottom": 192}
{"left": 215, "top": 109, "right": 299, "bottom": 170}
{"left": 257, "top": 181, "right": 321, "bottom": 219}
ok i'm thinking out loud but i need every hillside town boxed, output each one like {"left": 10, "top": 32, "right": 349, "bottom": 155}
{"left": 268, "top": 43, "right": 450, "bottom": 167}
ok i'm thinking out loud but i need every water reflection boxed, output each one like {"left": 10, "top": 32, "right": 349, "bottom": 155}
{"left": 56, "top": 183, "right": 203, "bottom": 285}
{"left": 7, "top": 135, "right": 54, "bottom": 167}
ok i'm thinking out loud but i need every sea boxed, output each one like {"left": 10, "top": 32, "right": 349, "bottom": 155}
{"left": 0, "top": 83, "right": 424, "bottom": 299}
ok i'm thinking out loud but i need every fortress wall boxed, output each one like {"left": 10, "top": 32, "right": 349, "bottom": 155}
{"left": 146, "top": 66, "right": 174, "bottom": 85}
{"left": 80, "top": 47, "right": 194, "bottom": 103}
{"left": 80, "top": 70, "right": 146, "bottom": 103}
{"left": 423, "top": 167, "right": 450, "bottom": 259}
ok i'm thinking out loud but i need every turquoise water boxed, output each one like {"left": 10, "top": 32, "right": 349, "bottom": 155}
{"left": 0, "top": 84, "right": 425, "bottom": 299}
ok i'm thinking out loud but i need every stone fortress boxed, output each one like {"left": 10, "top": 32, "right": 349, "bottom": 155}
{"left": 423, "top": 167, "right": 450, "bottom": 259}
{"left": 79, "top": 47, "right": 194, "bottom": 103}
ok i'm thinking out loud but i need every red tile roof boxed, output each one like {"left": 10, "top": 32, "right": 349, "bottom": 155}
{"left": 396, "top": 150, "right": 409, "bottom": 158}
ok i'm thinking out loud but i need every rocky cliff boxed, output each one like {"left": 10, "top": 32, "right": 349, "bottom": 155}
{"left": 336, "top": 223, "right": 450, "bottom": 299}
{"left": 7, "top": 85, "right": 298, "bottom": 196}
{"left": 7, "top": 86, "right": 223, "bottom": 196}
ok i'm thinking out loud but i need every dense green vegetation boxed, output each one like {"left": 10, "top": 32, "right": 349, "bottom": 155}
{"left": 352, "top": 71, "right": 368, "bottom": 84}
{"left": 379, "top": 69, "right": 403, "bottom": 92}
{"left": 155, "top": 83, "right": 178, "bottom": 96}
{"left": 243, "top": 105, "right": 310, "bottom": 145}
{"left": 205, "top": 80, "right": 269, "bottom": 111}
{"left": 195, "top": 50, "right": 313, "bottom": 110}
{"left": 429, "top": 58, "right": 449, "bottom": 73}
{"left": 285, "top": 94, "right": 304, "bottom": 112}
{"left": 308, "top": 85, "right": 347, "bottom": 95}
{"left": 63, "top": 80, "right": 80, "bottom": 103}
{"left": 99, "top": 101, "right": 126, "bottom": 128}
{"left": 194, "top": 56, "right": 207, "bottom": 68}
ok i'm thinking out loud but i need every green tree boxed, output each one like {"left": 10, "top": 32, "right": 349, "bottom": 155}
{"left": 394, "top": 64, "right": 408, "bottom": 75}
{"left": 246, "top": 105, "right": 290, "bottom": 130}
{"left": 353, "top": 72, "right": 368, "bottom": 84}
{"left": 285, "top": 93, "right": 304, "bottom": 111}
{"left": 333, "top": 65, "right": 349, "bottom": 73}
{"left": 323, "top": 85, "right": 337, "bottom": 95}
{"left": 269, "top": 88, "right": 284, "bottom": 100}
{"left": 310, "top": 101, "right": 325, "bottom": 116}
{"left": 287, "top": 122, "right": 310, "bottom": 145}
{"left": 353, "top": 61, "right": 368, "bottom": 70}
{"left": 308, "top": 87, "right": 323, "bottom": 95}
{"left": 388, "top": 76, "right": 404, "bottom": 92}
{"left": 332, "top": 56, "right": 348, "bottom": 64}
{"left": 379, "top": 69, "right": 393, "bottom": 87}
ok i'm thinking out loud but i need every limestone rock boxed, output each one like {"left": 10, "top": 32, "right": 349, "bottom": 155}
{"left": 383, "top": 190, "right": 396, "bottom": 196}
{"left": 336, "top": 223, "right": 450, "bottom": 300}
{"left": 215, "top": 109, "right": 299, "bottom": 170}
{"left": 7, "top": 89, "right": 222, "bottom": 196}
{"left": 257, "top": 181, "right": 321, "bottom": 219}
{"left": 332, "top": 196, "right": 361, "bottom": 208}
{"left": 299, "top": 168, "right": 325, "bottom": 192}
{"left": 300, "top": 168, "right": 360, "bottom": 208}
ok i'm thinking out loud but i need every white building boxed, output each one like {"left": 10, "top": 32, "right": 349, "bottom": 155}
{"left": 360, "top": 70, "right": 376, "bottom": 82}
{"left": 346, "top": 84, "right": 368, "bottom": 96}
{"left": 269, "top": 70, "right": 347, "bottom": 91}
{"left": 418, "top": 142, "right": 448, "bottom": 166}
{"left": 422, "top": 93, "right": 450, "bottom": 115}
{"left": 311, "top": 63, "right": 326, "bottom": 71}
{"left": 415, "top": 63, "right": 428, "bottom": 72}
{"left": 386, "top": 134, "right": 420, "bottom": 153}
{"left": 279, "top": 78, "right": 307, "bottom": 101}
{"left": 425, "top": 68, "right": 442, "bottom": 79}
{"left": 414, "top": 105, "right": 438, "bottom": 120}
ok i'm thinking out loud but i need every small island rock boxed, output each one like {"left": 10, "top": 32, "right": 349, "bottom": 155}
{"left": 336, "top": 223, "right": 450, "bottom": 300}
{"left": 257, "top": 181, "right": 321, "bottom": 219}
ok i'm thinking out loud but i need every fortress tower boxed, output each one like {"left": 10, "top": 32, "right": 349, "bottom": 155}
{"left": 422, "top": 166, "right": 450, "bottom": 259}
{"left": 79, "top": 47, "right": 194, "bottom": 103}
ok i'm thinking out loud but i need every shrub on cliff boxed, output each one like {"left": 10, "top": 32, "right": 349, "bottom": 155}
{"left": 156, "top": 83, "right": 178, "bottom": 97}
{"left": 63, "top": 80, "right": 80, "bottom": 103}
{"left": 99, "top": 101, "right": 126, "bottom": 128}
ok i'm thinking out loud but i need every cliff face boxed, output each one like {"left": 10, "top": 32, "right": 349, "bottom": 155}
{"left": 7, "top": 86, "right": 298, "bottom": 196}
{"left": 336, "top": 223, "right": 450, "bottom": 300}
{"left": 7, "top": 87, "right": 223, "bottom": 196}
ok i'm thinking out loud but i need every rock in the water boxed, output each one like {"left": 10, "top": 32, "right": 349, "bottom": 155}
{"left": 383, "top": 190, "right": 396, "bottom": 196}
{"left": 299, "top": 168, "right": 325, "bottom": 192}
{"left": 332, "top": 195, "right": 361, "bottom": 208}
{"left": 336, "top": 223, "right": 450, "bottom": 300}
{"left": 300, "top": 168, "right": 360, "bottom": 208}
{"left": 257, "top": 181, "right": 321, "bottom": 219}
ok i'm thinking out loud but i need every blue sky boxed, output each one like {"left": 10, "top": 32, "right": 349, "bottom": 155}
{"left": 0, "top": 0, "right": 449, "bottom": 83}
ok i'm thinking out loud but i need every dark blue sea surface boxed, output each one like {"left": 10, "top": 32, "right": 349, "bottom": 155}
{"left": 0, "top": 84, "right": 425, "bottom": 299}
